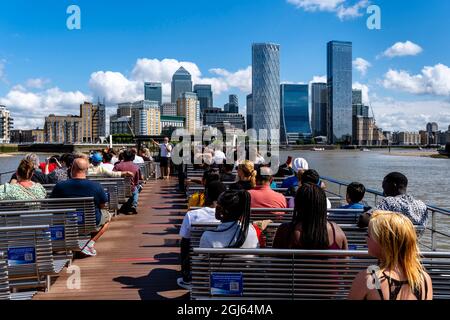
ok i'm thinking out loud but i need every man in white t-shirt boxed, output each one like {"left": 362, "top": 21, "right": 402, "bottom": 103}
{"left": 213, "top": 149, "right": 227, "bottom": 165}
{"left": 152, "top": 137, "right": 173, "bottom": 180}
{"left": 177, "top": 181, "right": 227, "bottom": 290}
{"left": 131, "top": 147, "right": 145, "bottom": 164}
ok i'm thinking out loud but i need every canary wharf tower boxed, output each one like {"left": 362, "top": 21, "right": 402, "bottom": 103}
{"left": 252, "top": 43, "right": 281, "bottom": 144}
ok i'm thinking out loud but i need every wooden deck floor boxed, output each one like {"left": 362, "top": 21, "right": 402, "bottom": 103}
{"left": 34, "top": 180, "right": 189, "bottom": 300}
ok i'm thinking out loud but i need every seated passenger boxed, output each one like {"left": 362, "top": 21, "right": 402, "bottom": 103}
{"left": 177, "top": 181, "right": 227, "bottom": 290}
{"left": 188, "top": 169, "right": 220, "bottom": 209}
{"left": 199, "top": 190, "right": 260, "bottom": 248}
{"left": 229, "top": 160, "right": 256, "bottom": 191}
{"left": 88, "top": 152, "right": 133, "bottom": 178}
{"left": 0, "top": 160, "right": 47, "bottom": 200}
{"left": 273, "top": 183, "right": 348, "bottom": 250}
{"left": 48, "top": 153, "right": 74, "bottom": 183}
{"left": 340, "top": 182, "right": 366, "bottom": 210}
{"left": 349, "top": 211, "right": 433, "bottom": 300}
{"left": 51, "top": 158, "right": 109, "bottom": 257}
{"left": 358, "top": 172, "right": 428, "bottom": 230}
{"left": 220, "top": 164, "right": 236, "bottom": 183}
{"left": 248, "top": 166, "right": 287, "bottom": 214}
{"left": 275, "top": 156, "right": 294, "bottom": 177}
{"left": 298, "top": 169, "right": 332, "bottom": 209}
{"left": 281, "top": 158, "right": 309, "bottom": 189}
{"left": 10, "top": 153, "right": 55, "bottom": 184}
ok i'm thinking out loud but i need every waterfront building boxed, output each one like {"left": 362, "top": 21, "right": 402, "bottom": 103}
{"left": 10, "top": 128, "right": 44, "bottom": 144}
{"left": 117, "top": 102, "right": 133, "bottom": 117}
{"left": 392, "top": 131, "right": 421, "bottom": 146}
{"left": 327, "top": 41, "right": 353, "bottom": 144}
{"left": 160, "top": 115, "right": 185, "bottom": 136}
{"left": 110, "top": 115, "right": 132, "bottom": 135}
{"left": 280, "top": 84, "right": 311, "bottom": 145}
{"left": 0, "top": 105, "right": 13, "bottom": 144}
{"left": 160, "top": 103, "right": 178, "bottom": 117}
{"left": 177, "top": 92, "right": 200, "bottom": 135}
{"left": 171, "top": 67, "right": 193, "bottom": 104}
{"left": 246, "top": 94, "right": 253, "bottom": 129}
{"left": 352, "top": 116, "right": 387, "bottom": 146}
{"left": 252, "top": 43, "right": 281, "bottom": 144}
{"left": 80, "top": 101, "right": 106, "bottom": 143}
{"left": 311, "top": 83, "right": 328, "bottom": 138}
{"left": 193, "top": 84, "right": 213, "bottom": 113}
{"left": 203, "top": 108, "right": 246, "bottom": 131}
{"left": 144, "top": 82, "right": 162, "bottom": 106}
{"left": 131, "top": 100, "right": 161, "bottom": 136}
{"left": 44, "top": 114, "right": 82, "bottom": 144}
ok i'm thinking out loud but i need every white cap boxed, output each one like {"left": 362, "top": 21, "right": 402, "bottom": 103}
{"left": 293, "top": 158, "right": 309, "bottom": 172}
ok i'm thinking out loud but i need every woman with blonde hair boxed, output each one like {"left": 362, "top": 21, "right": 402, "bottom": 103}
{"left": 230, "top": 160, "right": 257, "bottom": 191}
{"left": 348, "top": 210, "right": 433, "bottom": 300}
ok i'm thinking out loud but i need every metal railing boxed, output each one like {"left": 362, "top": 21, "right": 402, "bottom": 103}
{"left": 0, "top": 170, "right": 15, "bottom": 185}
{"left": 320, "top": 176, "right": 450, "bottom": 251}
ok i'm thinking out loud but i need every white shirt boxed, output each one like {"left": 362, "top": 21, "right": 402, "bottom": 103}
{"left": 160, "top": 143, "right": 173, "bottom": 158}
{"left": 100, "top": 162, "right": 115, "bottom": 172}
{"left": 213, "top": 150, "right": 226, "bottom": 165}
{"left": 111, "top": 156, "right": 119, "bottom": 165}
{"left": 255, "top": 155, "right": 265, "bottom": 165}
{"left": 133, "top": 155, "right": 145, "bottom": 164}
{"left": 179, "top": 207, "right": 219, "bottom": 239}
{"left": 199, "top": 222, "right": 260, "bottom": 248}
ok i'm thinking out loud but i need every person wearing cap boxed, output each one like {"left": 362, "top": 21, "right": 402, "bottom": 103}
{"left": 88, "top": 152, "right": 134, "bottom": 178}
{"left": 281, "top": 158, "right": 309, "bottom": 189}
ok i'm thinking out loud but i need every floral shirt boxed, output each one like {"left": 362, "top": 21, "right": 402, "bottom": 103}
{"left": 0, "top": 183, "right": 47, "bottom": 201}
{"left": 376, "top": 194, "right": 429, "bottom": 229}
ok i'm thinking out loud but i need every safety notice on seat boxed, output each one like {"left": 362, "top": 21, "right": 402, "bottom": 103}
{"left": 210, "top": 273, "right": 243, "bottom": 296}
{"left": 7, "top": 247, "right": 36, "bottom": 266}
{"left": 50, "top": 225, "right": 65, "bottom": 241}
{"left": 75, "top": 211, "right": 85, "bottom": 225}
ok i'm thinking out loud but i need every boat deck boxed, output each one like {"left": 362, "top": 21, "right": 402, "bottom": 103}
{"left": 34, "top": 180, "right": 189, "bottom": 300}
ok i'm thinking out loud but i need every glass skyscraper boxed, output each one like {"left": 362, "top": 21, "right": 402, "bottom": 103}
{"left": 171, "top": 67, "right": 193, "bottom": 103}
{"left": 280, "top": 84, "right": 310, "bottom": 144}
{"left": 144, "top": 82, "right": 162, "bottom": 106}
{"left": 246, "top": 94, "right": 253, "bottom": 130}
{"left": 327, "top": 41, "right": 353, "bottom": 144}
{"left": 252, "top": 43, "right": 281, "bottom": 143}
{"left": 311, "top": 83, "right": 328, "bottom": 137}
{"left": 193, "top": 84, "right": 213, "bottom": 113}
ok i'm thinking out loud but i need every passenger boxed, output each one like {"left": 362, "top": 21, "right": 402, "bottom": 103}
{"left": 151, "top": 137, "right": 173, "bottom": 180}
{"left": 0, "top": 160, "right": 47, "bottom": 200}
{"left": 340, "top": 182, "right": 366, "bottom": 210}
{"left": 358, "top": 172, "right": 428, "bottom": 230}
{"left": 10, "top": 153, "right": 55, "bottom": 184}
{"left": 199, "top": 190, "right": 260, "bottom": 248}
{"left": 113, "top": 150, "right": 142, "bottom": 214}
{"left": 220, "top": 164, "right": 236, "bottom": 183}
{"left": 41, "top": 155, "right": 61, "bottom": 174}
{"left": 187, "top": 169, "right": 220, "bottom": 209}
{"left": 100, "top": 152, "right": 115, "bottom": 172}
{"left": 273, "top": 183, "right": 348, "bottom": 250}
{"left": 178, "top": 181, "right": 227, "bottom": 289}
{"left": 213, "top": 149, "right": 227, "bottom": 166}
{"left": 229, "top": 160, "right": 256, "bottom": 191}
{"left": 248, "top": 166, "right": 287, "bottom": 215}
{"left": 348, "top": 211, "right": 433, "bottom": 300}
{"left": 139, "top": 148, "right": 153, "bottom": 162}
{"left": 131, "top": 147, "right": 145, "bottom": 164}
{"left": 275, "top": 156, "right": 294, "bottom": 177}
{"left": 48, "top": 153, "right": 74, "bottom": 183}
{"left": 301, "top": 169, "right": 332, "bottom": 209}
{"left": 281, "top": 158, "right": 309, "bottom": 189}
{"left": 50, "top": 158, "right": 109, "bottom": 257}
{"left": 88, "top": 152, "right": 133, "bottom": 178}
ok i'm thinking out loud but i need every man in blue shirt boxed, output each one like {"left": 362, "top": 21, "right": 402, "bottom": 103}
{"left": 51, "top": 157, "right": 108, "bottom": 257}
{"left": 340, "top": 182, "right": 366, "bottom": 210}
{"left": 280, "top": 158, "right": 309, "bottom": 189}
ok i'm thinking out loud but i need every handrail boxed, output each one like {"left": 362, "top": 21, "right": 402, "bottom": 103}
{"left": 0, "top": 170, "right": 16, "bottom": 184}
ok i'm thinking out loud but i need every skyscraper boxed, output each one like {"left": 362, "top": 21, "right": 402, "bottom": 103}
{"left": 224, "top": 94, "right": 239, "bottom": 113}
{"left": 252, "top": 43, "right": 281, "bottom": 143}
{"left": 131, "top": 100, "right": 161, "bottom": 136}
{"left": 144, "top": 82, "right": 162, "bottom": 106}
{"left": 327, "top": 41, "right": 353, "bottom": 144}
{"left": 311, "top": 83, "right": 328, "bottom": 137}
{"left": 171, "top": 67, "right": 193, "bottom": 103}
{"left": 193, "top": 84, "right": 213, "bottom": 113}
{"left": 177, "top": 92, "right": 201, "bottom": 135}
{"left": 280, "top": 84, "right": 311, "bottom": 145}
{"left": 246, "top": 94, "right": 253, "bottom": 129}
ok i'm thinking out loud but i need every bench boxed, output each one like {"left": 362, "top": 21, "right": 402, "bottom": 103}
{"left": 88, "top": 177, "right": 130, "bottom": 203}
{"left": 0, "top": 252, "right": 9, "bottom": 300}
{"left": 0, "top": 198, "right": 97, "bottom": 250}
{"left": 191, "top": 249, "right": 450, "bottom": 300}
{"left": 0, "top": 225, "right": 65, "bottom": 291}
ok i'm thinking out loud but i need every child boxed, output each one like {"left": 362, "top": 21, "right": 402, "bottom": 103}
{"left": 340, "top": 182, "right": 366, "bottom": 209}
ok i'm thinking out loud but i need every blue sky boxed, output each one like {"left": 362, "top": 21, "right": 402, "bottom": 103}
{"left": 1, "top": 0, "right": 450, "bottom": 132}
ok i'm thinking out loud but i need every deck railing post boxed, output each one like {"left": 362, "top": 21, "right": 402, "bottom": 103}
{"left": 432, "top": 210, "right": 437, "bottom": 251}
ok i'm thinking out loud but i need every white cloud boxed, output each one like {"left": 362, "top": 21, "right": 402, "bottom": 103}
{"left": 0, "top": 86, "right": 91, "bottom": 129}
{"left": 382, "top": 64, "right": 450, "bottom": 96}
{"left": 25, "top": 78, "right": 50, "bottom": 89}
{"left": 310, "top": 75, "right": 327, "bottom": 83}
{"left": 380, "top": 41, "right": 423, "bottom": 58}
{"left": 352, "top": 82, "right": 370, "bottom": 105}
{"left": 353, "top": 57, "right": 371, "bottom": 76}
{"left": 287, "top": 0, "right": 370, "bottom": 20}
{"left": 89, "top": 71, "right": 142, "bottom": 104}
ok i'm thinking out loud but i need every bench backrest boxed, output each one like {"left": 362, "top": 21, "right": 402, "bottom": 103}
{"left": 0, "top": 198, "right": 97, "bottom": 236}
{"left": 191, "top": 249, "right": 450, "bottom": 300}
{"left": 0, "top": 225, "right": 54, "bottom": 284}
{"left": 0, "top": 252, "right": 10, "bottom": 300}
{"left": 0, "top": 209, "right": 79, "bottom": 252}
{"left": 87, "top": 177, "right": 129, "bottom": 202}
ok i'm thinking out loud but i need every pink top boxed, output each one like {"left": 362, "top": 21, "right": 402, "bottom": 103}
{"left": 248, "top": 185, "right": 287, "bottom": 215}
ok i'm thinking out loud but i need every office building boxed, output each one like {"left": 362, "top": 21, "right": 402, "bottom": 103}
{"left": 392, "top": 132, "right": 421, "bottom": 146}
{"left": 160, "top": 115, "right": 185, "bottom": 136}
{"left": 160, "top": 102, "right": 178, "bottom": 117}
{"left": 117, "top": 102, "right": 133, "bottom": 117}
{"left": 246, "top": 94, "right": 253, "bottom": 129}
{"left": 203, "top": 108, "right": 246, "bottom": 131}
{"left": 10, "top": 128, "right": 44, "bottom": 144}
{"left": 44, "top": 114, "right": 82, "bottom": 144}
{"left": 171, "top": 67, "right": 193, "bottom": 103}
{"left": 280, "top": 84, "right": 311, "bottom": 145}
{"left": 131, "top": 100, "right": 161, "bottom": 136}
{"left": 144, "top": 82, "right": 163, "bottom": 106}
{"left": 252, "top": 43, "right": 281, "bottom": 143}
{"left": 311, "top": 83, "right": 328, "bottom": 138}
{"left": 225, "top": 94, "right": 239, "bottom": 113}
{"left": 352, "top": 116, "right": 387, "bottom": 146}
{"left": 177, "top": 92, "right": 200, "bottom": 135}
{"left": 0, "top": 105, "right": 13, "bottom": 144}
{"left": 110, "top": 116, "right": 132, "bottom": 135}
{"left": 327, "top": 41, "right": 353, "bottom": 144}
{"left": 193, "top": 84, "right": 213, "bottom": 113}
